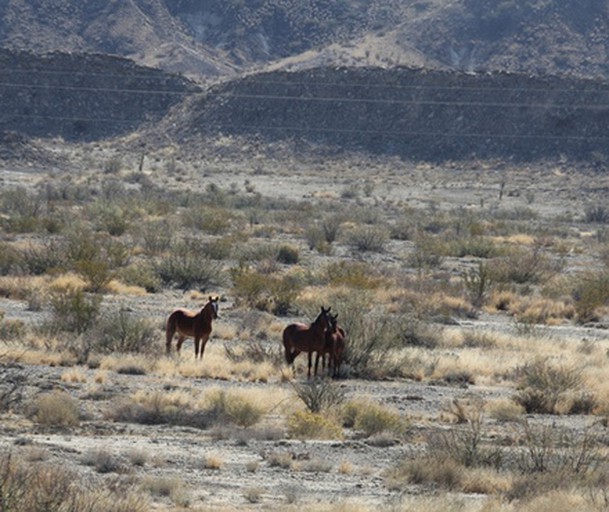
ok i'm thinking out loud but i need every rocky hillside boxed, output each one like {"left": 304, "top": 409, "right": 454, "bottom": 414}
{"left": 160, "top": 66, "right": 609, "bottom": 162}
{"left": 0, "top": 49, "right": 199, "bottom": 141}
{"left": 1, "top": 1, "right": 609, "bottom": 80}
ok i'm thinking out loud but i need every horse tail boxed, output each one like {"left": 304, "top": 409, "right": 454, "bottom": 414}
{"left": 165, "top": 311, "right": 177, "bottom": 353}
{"left": 282, "top": 326, "right": 295, "bottom": 364}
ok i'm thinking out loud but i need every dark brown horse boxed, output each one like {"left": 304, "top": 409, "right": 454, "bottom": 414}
{"left": 316, "top": 312, "right": 346, "bottom": 378}
{"left": 282, "top": 306, "right": 331, "bottom": 378}
{"left": 165, "top": 296, "right": 219, "bottom": 360}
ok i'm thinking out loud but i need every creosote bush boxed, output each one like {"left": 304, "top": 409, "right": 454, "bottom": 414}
{"left": 28, "top": 390, "right": 80, "bottom": 427}
{"left": 513, "top": 358, "right": 585, "bottom": 414}
{"left": 287, "top": 410, "right": 343, "bottom": 440}
{"left": 0, "top": 452, "right": 150, "bottom": 512}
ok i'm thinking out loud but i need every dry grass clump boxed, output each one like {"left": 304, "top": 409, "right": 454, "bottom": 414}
{"left": 0, "top": 451, "right": 150, "bottom": 512}
{"left": 28, "top": 390, "right": 80, "bottom": 426}
{"left": 109, "top": 385, "right": 273, "bottom": 430}
{"left": 342, "top": 398, "right": 407, "bottom": 437}
{"left": 287, "top": 410, "right": 343, "bottom": 440}
{"left": 141, "top": 475, "right": 190, "bottom": 507}
{"left": 487, "top": 398, "right": 525, "bottom": 422}
{"left": 512, "top": 358, "right": 589, "bottom": 415}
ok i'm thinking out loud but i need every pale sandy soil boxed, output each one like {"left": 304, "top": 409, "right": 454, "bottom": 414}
{"left": 1, "top": 147, "right": 609, "bottom": 510}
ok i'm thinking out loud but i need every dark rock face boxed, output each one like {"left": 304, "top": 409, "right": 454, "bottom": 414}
{"left": 0, "top": 49, "right": 200, "bottom": 141}
{"left": 175, "top": 66, "right": 609, "bottom": 162}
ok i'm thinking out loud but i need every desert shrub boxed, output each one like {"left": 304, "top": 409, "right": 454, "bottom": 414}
{"left": 430, "top": 398, "right": 501, "bottom": 468}
{"left": 345, "top": 225, "right": 389, "bottom": 252}
{"left": 408, "top": 234, "right": 446, "bottom": 270}
{"left": 0, "top": 317, "right": 26, "bottom": 341}
{"left": 0, "top": 187, "right": 43, "bottom": 233}
{"left": 447, "top": 236, "right": 498, "bottom": 258}
{"left": 142, "top": 476, "right": 190, "bottom": 506}
{"left": 18, "top": 241, "right": 65, "bottom": 275}
{"left": 204, "top": 388, "right": 266, "bottom": 428}
{"left": 90, "top": 308, "right": 157, "bottom": 354}
{"left": 490, "top": 246, "right": 560, "bottom": 285}
{"left": 80, "top": 449, "right": 122, "bottom": 473}
{"left": 291, "top": 379, "right": 345, "bottom": 414}
{"left": 47, "top": 288, "right": 101, "bottom": 334}
{"left": 584, "top": 204, "right": 609, "bottom": 224}
{"left": 224, "top": 339, "right": 283, "bottom": 367}
{"left": 116, "top": 262, "right": 162, "bottom": 293}
{"left": 391, "top": 455, "right": 464, "bottom": 491}
{"left": 0, "top": 453, "right": 150, "bottom": 512}
{"left": 59, "top": 226, "right": 129, "bottom": 290}
{"left": 201, "top": 236, "right": 235, "bottom": 260}
{"left": 325, "top": 260, "right": 383, "bottom": 289}
{"left": 86, "top": 199, "right": 130, "bottom": 236}
{"left": 514, "top": 420, "right": 604, "bottom": 477}
{"left": 287, "top": 410, "right": 343, "bottom": 440}
{"left": 28, "top": 391, "right": 79, "bottom": 427}
{"left": 342, "top": 399, "right": 406, "bottom": 437}
{"left": 231, "top": 267, "right": 302, "bottom": 315}
{"left": 0, "top": 242, "right": 24, "bottom": 275}
{"left": 182, "top": 205, "right": 234, "bottom": 234}
{"left": 570, "top": 270, "right": 609, "bottom": 323}
{"left": 487, "top": 398, "right": 525, "bottom": 422}
{"left": 139, "top": 219, "right": 174, "bottom": 255}
{"left": 0, "top": 360, "right": 27, "bottom": 412}
{"left": 276, "top": 244, "right": 300, "bottom": 264}
{"left": 513, "top": 358, "right": 583, "bottom": 414}
{"left": 462, "top": 261, "right": 494, "bottom": 307}
{"left": 103, "top": 155, "right": 122, "bottom": 174}
{"left": 155, "top": 239, "right": 224, "bottom": 289}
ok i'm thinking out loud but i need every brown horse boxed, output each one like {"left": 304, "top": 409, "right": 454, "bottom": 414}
{"left": 282, "top": 306, "right": 331, "bottom": 378}
{"left": 165, "top": 296, "right": 219, "bottom": 360}
{"left": 316, "top": 312, "right": 346, "bottom": 378}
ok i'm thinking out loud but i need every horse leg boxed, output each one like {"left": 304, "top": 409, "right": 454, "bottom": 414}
{"left": 194, "top": 336, "right": 200, "bottom": 359}
{"left": 308, "top": 352, "right": 313, "bottom": 379}
{"left": 176, "top": 335, "right": 186, "bottom": 355}
{"left": 198, "top": 334, "right": 210, "bottom": 360}
{"left": 165, "top": 326, "right": 175, "bottom": 355}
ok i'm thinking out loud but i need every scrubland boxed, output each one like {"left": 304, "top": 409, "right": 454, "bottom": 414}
{"left": 1, "top": 145, "right": 609, "bottom": 510}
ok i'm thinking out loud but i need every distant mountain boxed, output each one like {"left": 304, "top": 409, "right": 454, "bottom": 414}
{"left": 1, "top": 1, "right": 608, "bottom": 80}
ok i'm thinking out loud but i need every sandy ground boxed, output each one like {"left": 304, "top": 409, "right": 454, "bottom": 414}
{"left": 2, "top": 150, "right": 609, "bottom": 509}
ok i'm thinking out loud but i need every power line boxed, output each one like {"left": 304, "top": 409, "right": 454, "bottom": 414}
{"left": 197, "top": 122, "right": 609, "bottom": 142}
{"left": 0, "top": 81, "right": 195, "bottom": 96}
{"left": 220, "top": 92, "right": 609, "bottom": 110}
{"left": 1, "top": 80, "right": 608, "bottom": 111}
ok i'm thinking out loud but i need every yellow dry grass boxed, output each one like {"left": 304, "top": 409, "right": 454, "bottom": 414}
{"left": 104, "top": 279, "right": 147, "bottom": 296}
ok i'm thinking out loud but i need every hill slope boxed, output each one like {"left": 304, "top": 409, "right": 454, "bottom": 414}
{"left": 1, "top": 1, "right": 609, "bottom": 80}
{"left": 156, "top": 66, "right": 609, "bottom": 163}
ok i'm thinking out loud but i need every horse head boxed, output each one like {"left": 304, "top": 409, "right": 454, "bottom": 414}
{"left": 207, "top": 296, "right": 220, "bottom": 319}
{"left": 315, "top": 306, "right": 331, "bottom": 332}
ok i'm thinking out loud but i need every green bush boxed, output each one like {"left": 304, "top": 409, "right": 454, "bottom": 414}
{"left": 0, "top": 187, "right": 43, "bottom": 233}
{"left": 291, "top": 379, "right": 345, "bottom": 414}
{"left": 47, "top": 289, "right": 101, "bottom": 334}
{"left": 0, "top": 242, "right": 23, "bottom": 275}
{"left": 91, "top": 308, "right": 157, "bottom": 354}
{"left": 570, "top": 270, "right": 609, "bottom": 323}
{"left": 346, "top": 225, "right": 389, "bottom": 252}
{"left": 155, "top": 239, "right": 224, "bottom": 289}
{"left": 513, "top": 358, "right": 583, "bottom": 414}
{"left": 182, "top": 206, "right": 233, "bottom": 234}
{"left": 325, "top": 260, "right": 383, "bottom": 289}
{"left": 276, "top": 244, "right": 299, "bottom": 264}
{"left": 232, "top": 267, "right": 302, "bottom": 315}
